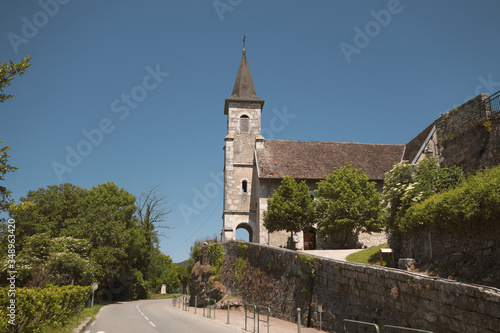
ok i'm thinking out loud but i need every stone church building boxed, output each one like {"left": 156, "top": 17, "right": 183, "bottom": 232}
{"left": 221, "top": 48, "right": 500, "bottom": 250}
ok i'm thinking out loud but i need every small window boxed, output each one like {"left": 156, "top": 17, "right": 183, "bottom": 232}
{"left": 240, "top": 115, "right": 249, "bottom": 133}
{"left": 242, "top": 180, "right": 248, "bottom": 193}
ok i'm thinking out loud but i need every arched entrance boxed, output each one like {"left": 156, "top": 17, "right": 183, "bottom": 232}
{"left": 303, "top": 228, "right": 316, "bottom": 250}
{"left": 236, "top": 222, "right": 253, "bottom": 242}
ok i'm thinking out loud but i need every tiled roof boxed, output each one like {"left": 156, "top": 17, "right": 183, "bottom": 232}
{"left": 256, "top": 139, "right": 405, "bottom": 180}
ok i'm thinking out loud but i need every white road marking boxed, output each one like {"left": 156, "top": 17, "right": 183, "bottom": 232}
{"left": 136, "top": 303, "right": 157, "bottom": 328}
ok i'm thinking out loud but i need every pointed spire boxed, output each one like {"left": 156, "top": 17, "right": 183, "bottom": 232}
{"left": 224, "top": 40, "right": 264, "bottom": 115}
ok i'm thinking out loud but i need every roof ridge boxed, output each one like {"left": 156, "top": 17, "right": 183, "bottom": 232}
{"left": 265, "top": 139, "right": 405, "bottom": 146}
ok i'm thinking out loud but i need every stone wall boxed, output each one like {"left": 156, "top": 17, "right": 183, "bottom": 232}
{"left": 436, "top": 93, "right": 500, "bottom": 172}
{"left": 390, "top": 222, "right": 500, "bottom": 289}
{"left": 218, "top": 241, "right": 500, "bottom": 333}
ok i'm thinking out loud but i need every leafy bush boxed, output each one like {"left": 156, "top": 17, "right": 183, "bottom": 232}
{"left": 382, "top": 158, "right": 464, "bottom": 232}
{"left": 400, "top": 165, "right": 500, "bottom": 232}
{"left": 208, "top": 243, "right": 224, "bottom": 273}
{"left": 0, "top": 285, "right": 91, "bottom": 332}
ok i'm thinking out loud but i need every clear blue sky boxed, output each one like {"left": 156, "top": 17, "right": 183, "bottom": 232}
{"left": 1, "top": 0, "right": 500, "bottom": 263}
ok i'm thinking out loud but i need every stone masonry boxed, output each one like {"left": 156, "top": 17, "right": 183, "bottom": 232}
{"left": 218, "top": 241, "right": 500, "bottom": 333}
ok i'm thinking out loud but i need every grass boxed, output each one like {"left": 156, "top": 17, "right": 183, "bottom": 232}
{"left": 149, "top": 293, "right": 178, "bottom": 300}
{"left": 40, "top": 304, "right": 104, "bottom": 333}
{"left": 346, "top": 243, "right": 389, "bottom": 266}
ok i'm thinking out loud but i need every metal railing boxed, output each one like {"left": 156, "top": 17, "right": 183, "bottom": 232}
{"left": 244, "top": 304, "right": 270, "bottom": 333}
{"left": 257, "top": 305, "right": 271, "bottom": 333}
{"left": 382, "top": 325, "right": 433, "bottom": 333}
{"left": 245, "top": 304, "right": 257, "bottom": 332}
{"left": 342, "top": 319, "right": 433, "bottom": 333}
{"left": 343, "top": 319, "right": 380, "bottom": 332}
{"left": 202, "top": 298, "right": 216, "bottom": 319}
{"left": 487, "top": 90, "right": 500, "bottom": 115}
{"left": 171, "top": 295, "right": 190, "bottom": 311}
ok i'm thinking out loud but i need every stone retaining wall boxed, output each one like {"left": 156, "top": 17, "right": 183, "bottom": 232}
{"left": 390, "top": 223, "right": 500, "bottom": 289}
{"left": 435, "top": 93, "right": 500, "bottom": 172}
{"left": 219, "top": 241, "right": 500, "bottom": 332}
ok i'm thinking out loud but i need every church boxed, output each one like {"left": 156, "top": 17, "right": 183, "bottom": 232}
{"left": 220, "top": 46, "right": 497, "bottom": 250}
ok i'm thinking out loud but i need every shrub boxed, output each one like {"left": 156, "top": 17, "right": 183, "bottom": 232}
{"left": 401, "top": 166, "right": 500, "bottom": 232}
{"left": 0, "top": 285, "right": 91, "bottom": 332}
{"left": 208, "top": 243, "right": 224, "bottom": 273}
{"left": 383, "top": 158, "right": 464, "bottom": 232}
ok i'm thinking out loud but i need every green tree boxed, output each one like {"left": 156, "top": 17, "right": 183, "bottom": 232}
{"left": 176, "top": 266, "right": 191, "bottom": 294}
{"left": 0, "top": 56, "right": 31, "bottom": 215}
{"left": 6, "top": 182, "right": 149, "bottom": 301}
{"left": 316, "top": 165, "right": 384, "bottom": 247}
{"left": 150, "top": 252, "right": 180, "bottom": 294}
{"left": 0, "top": 55, "right": 31, "bottom": 103}
{"left": 0, "top": 142, "right": 18, "bottom": 213}
{"left": 382, "top": 157, "right": 464, "bottom": 232}
{"left": 263, "top": 176, "right": 316, "bottom": 246}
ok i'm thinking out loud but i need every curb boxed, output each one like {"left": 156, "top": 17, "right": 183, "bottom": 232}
{"left": 71, "top": 316, "right": 92, "bottom": 333}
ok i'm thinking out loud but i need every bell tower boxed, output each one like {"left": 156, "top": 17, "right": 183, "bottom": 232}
{"left": 221, "top": 46, "right": 265, "bottom": 242}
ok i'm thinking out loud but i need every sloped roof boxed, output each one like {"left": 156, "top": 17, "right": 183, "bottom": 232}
{"left": 256, "top": 139, "right": 405, "bottom": 180}
{"left": 403, "top": 122, "right": 435, "bottom": 162}
{"left": 224, "top": 49, "right": 264, "bottom": 114}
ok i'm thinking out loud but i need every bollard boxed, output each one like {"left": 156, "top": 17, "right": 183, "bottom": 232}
{"left": 213, "top": 300, "right": 216, "bottom": 320}
{"left": 297, "top": 308, "right": 301, "bottom": 333}
{"left": 195, "top": 296, "right": 197, "bottom": 314}
{"left": 227, "top": 301, "right": 230, "bottom": 324}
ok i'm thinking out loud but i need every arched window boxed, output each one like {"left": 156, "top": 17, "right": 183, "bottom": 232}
{"left": 240, "top": 115, "right": 249, "bottom": 133}
{"left": 242, "top": 180, "right": 248, "bottom": 193}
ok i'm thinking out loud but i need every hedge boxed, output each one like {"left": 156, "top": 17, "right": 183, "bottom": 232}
{"left": 400, "top": 165, "right": 500, "bottom": 232}
{"left": 0, "top": 285, "right": 91, "bottom": 332}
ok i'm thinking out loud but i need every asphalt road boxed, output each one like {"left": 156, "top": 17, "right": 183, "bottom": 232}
{"left": 84, "top": 299, "right": 244, "bottom": 333}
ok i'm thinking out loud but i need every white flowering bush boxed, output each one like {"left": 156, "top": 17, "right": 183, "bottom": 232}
{"left": 382, "top": 158, "right": 464, "bottom": 233}
{"left": 3, "top": 233, "right": 95, "bottom": 287}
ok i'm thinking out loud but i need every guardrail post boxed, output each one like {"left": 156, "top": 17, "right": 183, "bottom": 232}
{"left": 227, "top": 300, "right": 230, "bottom": 324}
{"left": 253, "top": 305, "right": 256, "bottom": 332}
{"left": 195, "top": 296, "right": 197, "bottom": 314}
{"left": 297, "top": 308, "right": 301, "bottom": 333}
